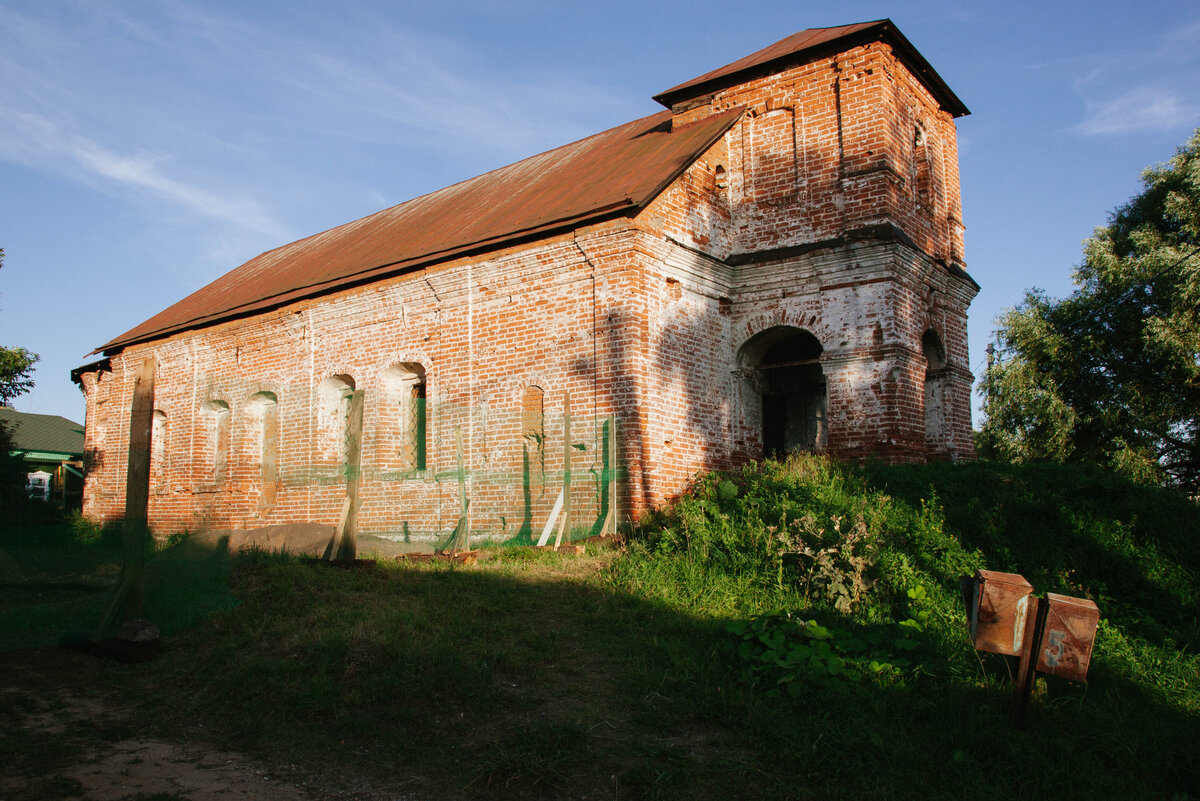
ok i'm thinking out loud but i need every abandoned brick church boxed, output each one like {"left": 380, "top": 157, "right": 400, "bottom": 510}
{"left": 74, "top": 20, "right": 979, "bottom": 541}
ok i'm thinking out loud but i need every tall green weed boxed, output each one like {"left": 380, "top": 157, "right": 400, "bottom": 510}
{"left": 616, "top": 455, "right": 1198, "bottom": 717}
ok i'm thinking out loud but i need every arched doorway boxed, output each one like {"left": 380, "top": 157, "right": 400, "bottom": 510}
{"left": 739, "top": 327, "right": 827, "bottom": 459}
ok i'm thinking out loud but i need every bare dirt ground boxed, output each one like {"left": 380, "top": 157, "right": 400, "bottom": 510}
{"left": 0, "top": 648, "right": 414, "bottom": 801}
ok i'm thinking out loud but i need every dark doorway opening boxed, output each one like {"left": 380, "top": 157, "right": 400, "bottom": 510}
{"left": 740, "top": 327, "right": 827, "bottom": 459}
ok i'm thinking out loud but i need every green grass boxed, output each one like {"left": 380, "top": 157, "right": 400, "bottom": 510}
{"left": 1, "top": 457, "right": 1197, "bottom": 800}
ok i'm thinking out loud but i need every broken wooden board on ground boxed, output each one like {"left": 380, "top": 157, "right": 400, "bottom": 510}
{"left": 397, "top": 550, "right": 480, "bottom": 565}
{"left": 535, "top": 543, "right": 585, "bottom": 555}
{"left": 571, "top": 532, "right": 625, "bottom": 547}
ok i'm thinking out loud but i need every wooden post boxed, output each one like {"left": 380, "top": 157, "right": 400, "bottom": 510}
{"left": 456, "top": 425, "right": 470, "bottom": 551}
{"left": 337, "top": 389, "right": 364, "bottom": 560}
{"left": 438, "top": 425, "right": 470, "bottom": 553}
{"left": 325, "top": 497, "right": 353, "bottom": 560}
{"left": 536, "top": 489, "right": 565, "bottom": 547}
{"left": 554, "top": 392, "right": 571, "bottom": 549}
{"left": 98, "top": 357, "right": 156, "bottom": 633}
{"left": 1010, "top": 595, "right": 1048, "bottom": 727}
{"left": 607, "top": 414, "right": 617, "bottom": 537}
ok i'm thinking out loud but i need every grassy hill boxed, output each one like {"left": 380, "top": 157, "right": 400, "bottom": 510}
{"left": 2, "top": 457, "right": 1197, "bottom": 799}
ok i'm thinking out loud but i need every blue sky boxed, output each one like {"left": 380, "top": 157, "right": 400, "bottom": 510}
{"left": 2, "top": 0, "right": 1199, "bottom": 425}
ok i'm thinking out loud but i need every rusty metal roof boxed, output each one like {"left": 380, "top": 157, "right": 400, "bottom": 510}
{"left": 96, "top": 107, "right": 743, "bottom": 354}
{"left": 653, "top": 19, "right": 969, "bottom": 118}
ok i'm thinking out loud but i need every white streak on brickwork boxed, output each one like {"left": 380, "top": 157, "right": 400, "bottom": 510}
{"left": 467, "top": 260, "right": 474, "bottom": 532}
{"left": 306, "top": 308, "right": 314, "bottom": 522}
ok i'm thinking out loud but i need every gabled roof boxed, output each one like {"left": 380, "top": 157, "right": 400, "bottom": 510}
{"left": 0, "top": 407, "right": 85, "bottom": 457}
{"left": 652, "top": 19, "right": 969, "bottom": 118}
{"left": 95, "top": 107, "right": 743, "bottom": 354}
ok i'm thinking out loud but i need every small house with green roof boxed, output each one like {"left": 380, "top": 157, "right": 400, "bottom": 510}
{"left": 0, "top": 406, "right": 85, "bottom": 508}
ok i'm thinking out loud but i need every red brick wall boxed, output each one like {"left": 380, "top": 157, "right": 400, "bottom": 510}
{"left": 79, "top": 37, "right": 977, "bottom": 539}
{"left": 668, "top": 40, "right": 966, "bottom": 265}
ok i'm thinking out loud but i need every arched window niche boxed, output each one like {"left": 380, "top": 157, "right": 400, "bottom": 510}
{"left": 246, "top": 391, "right": 279, "bottom": 508}
{"left": 381, "top": 364, "right": 426, "bottom": 473}
{"left": 199, "top": 400, "right": 230, "bottom": 486}
{"left": 922, "top": 329, "right": 949, "bottom": 456}
{"left": 317, "top": 375, "right": 356, "bottom": 468}
{"left": 738, "top": 326, "right": 827, "bottom": 459}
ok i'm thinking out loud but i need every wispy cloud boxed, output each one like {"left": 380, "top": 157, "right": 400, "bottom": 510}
{"left": 0, "top": 1, "right": 635, "bottom": 239}
{"left": 145, "top": 1, "right": 633, "bottom": 162}
{"left": 1072, "top": 21, "right": 1200, "bottom": 137}
{"left": 1078, "top": 85, "right": 1200, "bottom": 136}
{"left": 1161, "top": 19, "right": 1200, "bottom": 56}
{"left": 0, "top": 110, "right": 291, "bottom": 241}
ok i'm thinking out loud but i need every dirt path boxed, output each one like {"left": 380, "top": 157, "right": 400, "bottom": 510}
{"left": 0, "top": 648, "right": 409, "bottom": 801}
{"left": 59, "top": 740, "right": 317, "bottom": 801}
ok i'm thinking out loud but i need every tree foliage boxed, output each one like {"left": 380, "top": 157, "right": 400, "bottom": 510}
{"left": 0, "top": 346, "right": 38, "bottom": 405}
{"left": 978, "top": 128, "right": 1200, "bottom": 491}
{"left": 0, "top": 247, "right": 40, "bottom": 405}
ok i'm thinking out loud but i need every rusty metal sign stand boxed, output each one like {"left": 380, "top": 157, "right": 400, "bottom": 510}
{"left": 960, "top": 569, "right": 1100, "bottom": 727}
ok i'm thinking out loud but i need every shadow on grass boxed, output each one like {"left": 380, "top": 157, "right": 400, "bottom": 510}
{"left": 861, "top": 460, "right": 1200, "bottom": 650}
{"left": 0, "top": 524, "right": 238, "bottom": 652}
{"left": 5, "top": 550, "right": 1177, "bottom": 801}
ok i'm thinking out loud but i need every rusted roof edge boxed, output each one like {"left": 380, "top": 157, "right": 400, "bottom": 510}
{"left": 635, "top": 106, "right": 745, "bottom": 214}
{"left": 70, "top": 357, "right": 112, "bottom": 385}
{"left": 878, "top": 22, "right": 970, "bottom": 118}
{"left": 93, "top": 202, "right": 643, "bottom": 357}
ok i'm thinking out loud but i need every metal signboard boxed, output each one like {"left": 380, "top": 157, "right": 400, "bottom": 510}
{"left": 970, "top": 569, "right": 1034, "bottom": 656}
{"left": 1035, "top": 593, "right": 1100, "bottom": 682}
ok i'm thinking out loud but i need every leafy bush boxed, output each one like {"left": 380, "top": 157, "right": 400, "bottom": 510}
{"left": 620, "top": 454, "right": 1199, "bottom": 724}
{"left": 723, "top": 599, "right": 929, "bottom": 699}
{"left": 862, "top": 459, "right": 1200, "bottom": 651}
{"left": 626, "top": 456, "right": 894, "bottom": 615}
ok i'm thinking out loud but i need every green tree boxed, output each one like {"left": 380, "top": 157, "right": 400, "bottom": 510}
{"left": 0, "top": 247, "right": 40, "bottom": 404}
{"left": 0, "top": 247, "right": 41, "bottom": 510}
{"left": 978, "top": 128, "right": 1200, "bottom": 491}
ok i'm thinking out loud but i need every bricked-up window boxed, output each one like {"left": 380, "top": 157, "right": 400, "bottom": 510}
{"left": 318, "top": 375, "right": 356, "bottom": 467}
{"left": 521, "top": 385, "right": 545, "bottom": 494}
{"left": 199, "top": 400, "right": 230, "bottom": 485}
{"left": 914, "top": 123, "right": 933, "bottom": 209}
{"left": 521, "top": 385, "right": 544, "bottom": 442}
{"left": 713, "top": 164, "right": 729, "bottom": 209}
{"left": 246, "top": 392, "right": 278, "bottom": 508}
{"left": 923, "top": 329, "right": 949, "bottom": 455}
{"left": 740, "top": 326, "right": 827, "bottom": 458}
{"left": 749, "top": 108, "right": 797, "bottom": 202}
{"left": 381, "top": 364, "right": 426, "bottom": 472}
{"left": 151, "top": 410, "right": 167, "bottom": 495}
